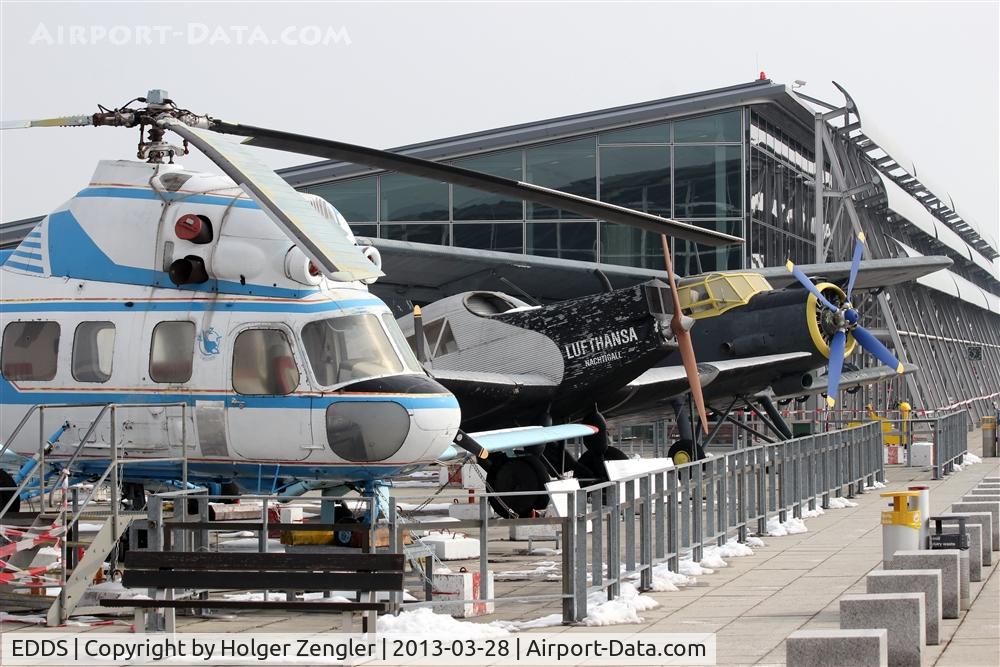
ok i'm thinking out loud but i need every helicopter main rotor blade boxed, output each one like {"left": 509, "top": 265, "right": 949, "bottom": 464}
{"left": 162, "top": 119, "right": 382, "bottom": 283}
{"left": 1, "top": 115, "right": 94, "bottom": 130}
{"left": 209, "top": 121, "right": 743, "bottom": 248}
{"left": 661, "top": 235, "right": 709, "bottom": 434}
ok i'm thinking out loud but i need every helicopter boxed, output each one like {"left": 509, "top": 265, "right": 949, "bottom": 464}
{"left": 0, "top": 89, "right": 739, "bottom": 515}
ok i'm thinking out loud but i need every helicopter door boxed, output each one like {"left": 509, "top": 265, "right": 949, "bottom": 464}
{"left": 226, "top": 326, "right": 312, "bottom": 461}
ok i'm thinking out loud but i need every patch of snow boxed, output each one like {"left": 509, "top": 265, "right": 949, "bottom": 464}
{"left": 801, "top": 507, "right": 825, "bottom": 519}
{"left": 827, "top": 497, "right": 858, "bottom": 509}
{"left": 378, "top": 607, "right": 512, "bottom": 637}
{"left": 678, "top": 559, "right": 714, "bottom": 576}
{"left": 505, "top": 613, "right": 562, "bottom": 630}
{"left": 581, "top": 582, "right": 658, "bottom": 626}
{"left": 218, "top": 530, "right": 255, "bottom": 538}
{"left": 698, "top": 549, "right": 729, "bottom": 569}
{"left": 496, "top": 561, "right": 560, "bottom": 581}
{"left": 712, "top": 538, "right": 755, "bottom": 559}
{"left": 644, "top": 563, "right": 695, "bottom": 591}
{"left": 216, "top": 537, "right": 284, "bottom": 552}
{"left": 766, "top": 515, "right": 808, "bottom": 536}
{"left": 745, "top": 535, "right": 766, "bottom": 548}
{"left": 864, "top": 480, "right": 887, "bottom": 490}
{"left": 962, "top": 452, "right": 982, "bottom": 465}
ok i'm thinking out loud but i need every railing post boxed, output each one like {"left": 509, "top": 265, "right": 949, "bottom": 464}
{"left": 561, "top": 491, "right": 577, "bottom": 623}
{"left": 109, "top": 406, "right": 119, "bottom": 539}
{"left": 624, "top": 479, "right": 636, "bottom": 574}
{"left": 654, "top": 469, "right": 666, "bottom": 560}
{"left": 38, "top": 406, "right": 46, "bottom": 512}
{"left": 692, "top": 464, "right": 704, "bottom": 563}
{"left": 639, "top": 474, "right": 652, "bottom": 591}
{"left": 666, "top": 469, "right": 679, "bottom": 574}
{"left": 607, "top": 482, "right": 620, "bottom": 600}
{"left": 573, "top": 488, "right": 588, "bottom": 618}
{"left": 148, "top": 495, "right": 164, "bottom": 551}
{"left": 479, "top": 495, "right": 490, "bottom": 609}
{"left": 592, "top": 486, "right": 603, "bottom": 589}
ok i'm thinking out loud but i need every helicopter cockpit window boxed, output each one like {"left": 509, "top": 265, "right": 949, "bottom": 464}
{"left": 72, "top": 322, "right": 115, "bottom": 383}
{"left": 302, "top": 314, "right": 404, "bottom": 387}
{"left": 149, "top": 321, "right": 195, "bottom": 383}
{"left": 1, "top": 321, "right": 60, "bottom": 381}
{"left": 381, "top": 313, "right": 423, "bottom": 373}
{"left": 232, "top": 329, "right": 300, "bottom": 395}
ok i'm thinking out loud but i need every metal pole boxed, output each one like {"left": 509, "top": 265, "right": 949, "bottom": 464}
{"left": 814, "top": 113, "right": 825, "bottom": 263}
{"left": 110, "top": 406, "right": 119, "bottom": 540}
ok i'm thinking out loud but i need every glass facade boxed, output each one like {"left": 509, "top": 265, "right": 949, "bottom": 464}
{"left": 302, "top": 109, "right": 748, "bottom": 275}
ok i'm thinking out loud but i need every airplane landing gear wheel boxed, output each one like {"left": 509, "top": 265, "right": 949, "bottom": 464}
{"left": 485, "top": 454, "right": 550, "bottom": 518}
{"left": 577, "top": 445, "right": 629, "bottom": 484}
{"left": 0, "top": 470, "right": 20, "bottom": 512}
{"left": 668, "top": 439, "right": 704, "bottom": 465}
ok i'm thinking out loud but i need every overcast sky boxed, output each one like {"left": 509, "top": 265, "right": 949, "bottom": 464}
{"left": 1, "top": 1, "right": 997, "bottom": 249}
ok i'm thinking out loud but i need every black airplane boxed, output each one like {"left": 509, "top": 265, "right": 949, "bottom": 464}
{"left": 398, "top": 249, "right": 948, "bottom": 515}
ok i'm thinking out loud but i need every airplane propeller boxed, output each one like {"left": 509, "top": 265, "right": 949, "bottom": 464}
{"left": 786, "top": 232, "right": 904, "bottom": 408}
{"left": 660, "top": 235, "right": 709, "bottom": 435}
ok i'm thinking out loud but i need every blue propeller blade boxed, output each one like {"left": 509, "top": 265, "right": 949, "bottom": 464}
{"left": 853, "top": 325, "right": 904, "bottom": 373}
{"left": 786, "top": 260, "right": 838, "bottom": 312}
{"left": 846, "top": 232, "right": 865, "bottom": 301}
{"left": 826, "top": 330, "right": 846, "bottom": 408}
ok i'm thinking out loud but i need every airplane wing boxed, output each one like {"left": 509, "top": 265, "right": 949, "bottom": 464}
{"left": 601, "top": 352, "right": 813, "bottom": 420}
{"left": 737, "top": 256, "right": 953, "bottom": 291}
{"left": 773, "top": 363, "right": 919, "bottom": 400}
{"left": 438, "top": 423, "right": 598, "bottom": 461}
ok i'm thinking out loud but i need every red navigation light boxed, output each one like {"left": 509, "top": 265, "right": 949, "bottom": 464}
{"left": 759, "top": 71, "right": 767, "bottom": 80}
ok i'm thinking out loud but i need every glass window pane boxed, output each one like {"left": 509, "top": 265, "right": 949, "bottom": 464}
{"left": 2, "top": 321, "right": 60, "bottom": 381}
{"left": 350, "top": 224, "right": 377, "bottom": 239}
{"left": 381, "top": 313, "right": 422, "bottom": 373}
{"left": 302, "top": 314, "right": 404, "bottom": 386}
{"left": 302, "top": 176, "right": 377, "bottom": 222}
{"left": 674, "top": 145, "right": 742, "bottom": 218}
{"left": 599, "top": 222, "right": 666, "bottom": 270}
{"left": 72, "top": 321, "right": 115, "bottom": 383}
{"left": 453, "top": 223, "right": 523, "bottom": 254}
{"left": 673, "top": 220, "right": 743, "bottom": 276}
{"left": 674, "top": 110, "right": 742, "bottom": 143}
{"left": 599, "top": 122, "right": 670, "bottom": 144}
{"left": 526, "top": 221, "right": 596, "bottom": 262}
{"left": 380, "top": 223, "right": 450, "bottom": 245}
{"left": 526, "top": 138, "right": 596, "bottom": 219}
{"left": 599, "top": 146, "right": 671, "bottom": 217}
{"left": 232, "top": 329, "right": 299, "bottom": 395}
{"left": 380, "top": 173, "right": 448, "bottom": 221}
{"left": 451, "top": 152, "right": 524, "bottom": 220}
{"left": 149, "top": 321, "right": 194, "bottom": 383}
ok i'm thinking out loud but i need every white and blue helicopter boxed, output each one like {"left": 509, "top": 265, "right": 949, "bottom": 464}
{"left": 0, "top": 91, "right": 739, "bottom": 516}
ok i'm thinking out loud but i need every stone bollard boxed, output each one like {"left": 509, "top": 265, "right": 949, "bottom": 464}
{"left": 939, "top": 512, "right": 992, "bottom": 566}
{"left": 950, "top": 501, "right": 999, "bottom": 551}
{"left": 866, "top": 570, "right": 942, "bottom": 645}
{"left": 886, "top": 550, "right": 962, "bottom": 618}
{"left": 963, "top": 494, "right": 1000, "bottom": 504}
{"left": 840, "top": 593, "right": 924, "bottom": 666}
{"left": 940, "top": 522, "right": 983, "bottom": 582}
{"left": 787, "top": 629, "right": 888, "bottom": 667}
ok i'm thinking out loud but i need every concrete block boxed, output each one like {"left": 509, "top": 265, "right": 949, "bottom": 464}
{"left": 950, "top": 501, "right": 999, "bottom": 551}
{"left": 886, "top": 550, "right": 960, "bottom": 618}
{"left": 963, "top": 494, "right": 1000, "bottom": 504}
{"left": 909, "top": 442, "right": 933, "bottom": 467}
{"left": 939, "top": 512, "right": 992, "bottom": 566}
{"left": 866, "top": 570, "right": 941, "bottom": 645}
{"left": 840, "top": 593, "right": 924, "bottom": 666}
{"left": 786, "top": 629, "right": 887, "bottom": 667}
{"left": 448, "top": 502, "right": 496, "bottom": 521}
{"left": 430, "top": 570, "right": 494, "bottom": 617}
{"left": 418, "top": 531, "right": 481, "bottom": 560}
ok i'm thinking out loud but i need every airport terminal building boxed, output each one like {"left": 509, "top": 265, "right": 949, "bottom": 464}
{"left": 278, "top": 79, "right": 1000, "bottom": 421}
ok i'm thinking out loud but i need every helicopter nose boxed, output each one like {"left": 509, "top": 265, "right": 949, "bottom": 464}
{"left": 327, "top": 374, "right": 460, "bottom": 463}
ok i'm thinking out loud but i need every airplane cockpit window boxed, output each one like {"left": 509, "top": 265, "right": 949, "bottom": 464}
{"left": 422, "top": 318, "right": 458, "bottom": 357}
{"left": 464, "top": 293, "right": 519, "bottom": 315}
{"left": 72, "top": 322, "right": 115, "bottom": 383}
{"left": 149, "top": 321, "right": 195, "bottom": 383}
{"left": 232, "top": 329, "right": 300, "bottom": 395}
{"left": 677, "top": 273, "right": 772, "bottom": 319}
{"left": 1, "top": 321, "right": 60, "bottom": 381}
{"left": 302, "top": 314, "right": 404, "bottom": 387}
{"left": 381, "top": 313, "right": 423, "bottom": 373}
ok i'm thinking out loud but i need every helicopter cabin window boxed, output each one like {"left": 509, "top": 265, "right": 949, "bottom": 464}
{"left": 1, "top": 321, "right": 60, "bottom": 381}
{"left": 72, "top": 322, "right": 116, "bottom": 383}
{"left": 232, "top": 329, "right": 300, "bottom": 395}
{"left": 381, "top": 313, "right": 423, "bottom": 373}
{"left": 302, "top": 314, "right": 404, "bottom": 386}
{"left": 149, "top": 321, "right": 195, "bottom": 383}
